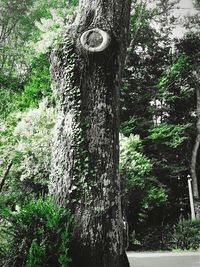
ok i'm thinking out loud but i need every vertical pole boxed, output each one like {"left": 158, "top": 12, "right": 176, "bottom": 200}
{"left": 187, "top": 175, "right": 196, "bottom": 220}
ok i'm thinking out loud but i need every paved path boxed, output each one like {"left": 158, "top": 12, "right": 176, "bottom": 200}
{"left": 127, "top": 252, "right": 200, "bottom": 267}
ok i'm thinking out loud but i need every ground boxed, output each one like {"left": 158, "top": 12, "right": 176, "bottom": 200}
{"left": 127, "top": 251, "right": 200, "bottom": 267}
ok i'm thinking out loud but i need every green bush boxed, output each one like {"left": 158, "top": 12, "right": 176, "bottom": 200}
{"left": 0, "top": 198, "right": 71, "bottom": 267}
{"left": 137, "top": 225, "right": 173, "bottom": 251}
{"left": 137, "top": 219, "right": 200, "bottom": 251}
{"left": 172, "top": 219, "right": 200, "bottom": 250}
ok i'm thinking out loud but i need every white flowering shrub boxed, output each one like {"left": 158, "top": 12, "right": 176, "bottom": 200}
{"left": 0, "top": 101, "right": 56, "bottom": 197}
{"left": 28, "top": 6, "right": 76, "bottom": 55}
{"left": 13, "top": 101, "right": 56, "bottom": 185}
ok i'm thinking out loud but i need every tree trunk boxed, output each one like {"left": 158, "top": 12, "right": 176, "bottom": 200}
{"left": 191, "top": 69, "right": 200, "bottom": 218}
{"left": 50, "top": 0, "right": 131, "bottom": 266}
{"left": 0, "top": 161, "right": 12, "bottom": 192}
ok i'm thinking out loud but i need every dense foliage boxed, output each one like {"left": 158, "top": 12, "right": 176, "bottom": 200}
{"left": 0, "top": 198, "right": 71, "bottom": 267}
{"left": 135, "top": 218, "right": 200, "bottom": 251}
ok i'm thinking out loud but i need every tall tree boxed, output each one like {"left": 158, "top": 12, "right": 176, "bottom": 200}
{"left": 177, "top": 33, "right": 200, "bottom": 218}
{"left": 191, "top": 65, "right": 200, "bottom": 218}
{"left": 50, "top": 0, "right": 131, "bottom": 266}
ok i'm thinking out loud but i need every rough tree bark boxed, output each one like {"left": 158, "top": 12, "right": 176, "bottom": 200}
{"left": 191, "top": 69, "right": 200, "bottom": 218}
{"left": 50, "top": 0, "right": 131, "bottom": 266}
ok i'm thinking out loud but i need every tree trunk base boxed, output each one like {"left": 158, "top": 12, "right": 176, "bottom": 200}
{"left": 70, "top": 242, "right": 130, "bottom": 267}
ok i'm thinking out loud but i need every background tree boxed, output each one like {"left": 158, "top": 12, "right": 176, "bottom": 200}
{"left": 121, "top": 0, "right": 189, "bottom": 229}
{"left": 176, "top": 33, "right": 200, "bottom": 218}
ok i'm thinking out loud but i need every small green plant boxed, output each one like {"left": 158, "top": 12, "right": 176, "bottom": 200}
{"left": 0, "top": 198, "right": 71, "bottom": 267}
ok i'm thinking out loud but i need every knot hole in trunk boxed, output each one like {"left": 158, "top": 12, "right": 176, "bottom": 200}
{"left": 80, "top": 28, "right": 111, "bottom": 53}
